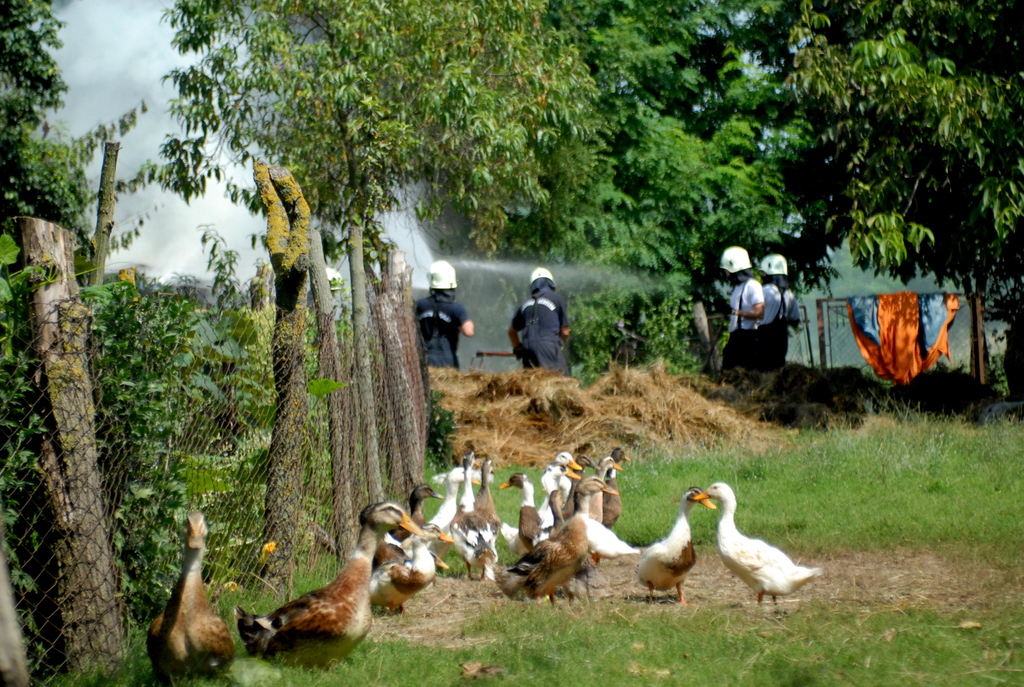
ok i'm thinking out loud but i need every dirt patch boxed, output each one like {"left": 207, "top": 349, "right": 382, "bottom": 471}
{"left": 430, "top": 365, "right": 772, "bottom": 467}
{"left": 369, "top": 551, "right": 1020, "bottom": 649}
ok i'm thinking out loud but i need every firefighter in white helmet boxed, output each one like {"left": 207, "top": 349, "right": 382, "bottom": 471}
{"left": 508, "top": 267, "right": 571, "bottom": 375}
{"left": 757, "top": 253, "right": 800, "bottom": 371}
{"left": 719, "top": 246, "right": 764, "bottom": 371}
{"left": 416, "top": 260, "right": 474, "bottom": 368}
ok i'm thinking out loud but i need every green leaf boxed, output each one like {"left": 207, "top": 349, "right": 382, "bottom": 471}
{"left": 0, "top": 278, "right": 12, "bottom": 304}
{"left": 0, "top": 235, "right": 18, "bottom": 267}
{"left": 308, "top": 378, "right": 347, "bottom": 399}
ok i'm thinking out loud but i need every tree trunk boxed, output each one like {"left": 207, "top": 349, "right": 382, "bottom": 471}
{"left": 0, "top": 519, "right": 28, "bottom": 687}
{"left": 305, "top": 222, "right": 352, "bottom": 559}
{"left": 249, "top": 263, "right": 275, "bottom": 311}
{"left": 253, "top": 162, "right": 311, "bottom": 598}
{"left": 89, "top": 142, "right": 120, "bottom": 286}
{"left": 693, "top": 301, "right": 721, "bottom": 377}
{"left": 348, "top": 222, "right": 384, "bottom": 503}
{"left": 16, "top": 217, "right": 123, "bottom": 672}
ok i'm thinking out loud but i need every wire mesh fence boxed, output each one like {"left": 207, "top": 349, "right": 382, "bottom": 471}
{"left": 0, "top": 220, "right": 428, "bottom": 681}
{"left": 815, "top": 295, "right": 975, "bottom": 372}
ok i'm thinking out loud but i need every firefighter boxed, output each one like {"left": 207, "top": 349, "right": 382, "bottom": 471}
{"left": 720, "top": 246, "right": 764, "bottom": 372}
{"left": 508, "top": 267, "right": 570, "bottom": 375}
{"left": 757, "top": 253, "right": 800, "bottom": 371}
{"left": 415, "top": 260, "right": 474, "bottom": 368}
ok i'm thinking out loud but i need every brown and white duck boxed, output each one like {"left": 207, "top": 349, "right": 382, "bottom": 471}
{"left": 637, "top": 486, "right": 716, "bottom": 604}
{"left": 489, "top": 476, "right": 615, "bottom": 604}
{"left": 498, "top": 473, "right": 541, "bottom": 556}
{"left": 370, "top": 523, "right": 453, "bottom": 614}
{"left": 450, "top": 454, "right": 500, "bottom": 579}
{"left": 147, "top": 512, "right": 234, "bottom": 683}
{"left": 601, "top": 447, "right": 629, "bottom": 529}
{"left": 235, "top": 501, "right": 424, "bottom": 667}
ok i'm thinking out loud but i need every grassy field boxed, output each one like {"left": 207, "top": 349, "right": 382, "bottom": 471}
{"left": 61, "top": 417, "right": 1024, "bottom": 686}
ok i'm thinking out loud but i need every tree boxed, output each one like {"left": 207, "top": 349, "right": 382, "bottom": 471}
{"left": 162, "top": 0, "right": 594, "bottom": 504}
{"left": 791, "top": 0, "right": 1024, "bottom": 387}
{"left": 0, "top": 1, "right": 90, "bottom": 235}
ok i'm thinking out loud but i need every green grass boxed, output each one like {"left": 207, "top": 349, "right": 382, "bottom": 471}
{"left": 55, "top": 418, "right": 1024, "bottom": 686}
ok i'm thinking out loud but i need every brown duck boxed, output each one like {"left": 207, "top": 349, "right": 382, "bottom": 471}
{"left": 147, "top": 512, "right": 234, "bottom": 683}
{"left": 235, "top": 501, "right": 424, "bottom": 667}
{"left": 498, "top": 473, "right": 541, "bottom": 555}
{"left": 602, "top": 447, "right": 629, "bottom": 528}
{"left": 490, "top": 477, "right": 616, "bottom": 604}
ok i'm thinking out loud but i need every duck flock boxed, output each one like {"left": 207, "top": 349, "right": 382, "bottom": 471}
{"left": 146, "top": 449, "right": 823, "bottom": 679}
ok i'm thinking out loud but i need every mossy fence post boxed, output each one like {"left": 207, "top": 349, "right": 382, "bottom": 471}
{"left": 15, "top": 217, "right": 123, "bottom": 672}
{"left": 253, "top": 162, "right": 311, "bottom": 597}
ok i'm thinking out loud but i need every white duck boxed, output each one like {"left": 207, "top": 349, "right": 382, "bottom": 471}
{"left": 537, "top": 464, "right": 576, "bottom": 531}
{"left": 583, "top": 505, "right": 638, "bottom": 562}
{"left": 706, "top": 482, "right": 823, "bottom": 604}
{"left": 553, "top": 451, "right": 584, "bottom": 502}
{"left": 427, "top": 465, "right": 478, "bottom": 561}
{"left": 637, "top": 486, "right": 716, "bottom": 604}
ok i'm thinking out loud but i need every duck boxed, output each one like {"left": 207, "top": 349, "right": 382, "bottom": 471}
{"left": 370, "top": 523, "right": 453, "bottom": 614}
{"left": 553, "top": 451, "right": 585, "bottom": 502}
{"left": 391, "top": 483, "right": 443, "bottom": 543}
{"left": 498, "top": 473, "right": 541, "bottom": 556}
{"left": 235, "top": 501, "right": 424, "bottom": 667}
{"left": 427, "top": 465, "right": 479, "bottom": 561}
{"left": 147, "top": 512, "right": 234, "bottom": 683}
{"left": 450, "top": 453, "right": 500, "bottom": 579}
{"left": 583, "top": 498, "right": 639, "bottom": 563}
{"left": 538, "top": 463, "right": 580, "bottom": 530}
{"left": 533, "top": 466, "right": 570, "bottom": 545}
{"left": 601, "top": 447, "right": 629, "bottom": 529}
{"left": 705, "top": 482, "right": 823, "bottom": 604}
{"left": 489, "top": 476, "right": 613, "bottom": 604}
{"left": 560, "top": 454, "right": 594, "bottom": 519}
{"left": 636, "top": 487, "right": 716, "bottom": 604}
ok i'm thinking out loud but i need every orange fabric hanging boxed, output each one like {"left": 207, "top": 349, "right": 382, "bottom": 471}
{"left": 847, "top": 292, "right": 959, "bottom": 385}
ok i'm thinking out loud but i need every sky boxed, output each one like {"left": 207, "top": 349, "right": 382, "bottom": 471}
{"left": 51, "top": 0, "right": 434, "bottom": 288}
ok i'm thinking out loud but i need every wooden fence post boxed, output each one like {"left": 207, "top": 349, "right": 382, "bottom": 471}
{"left": 816, "top": 299, "right": 827, "bottom": 371}
{"left": 253, "top": 163, "right": 310, "bottom": 597}
{"left": 89, "top": 141, "right": 120, "bottom": 286}
{"left": 15, "top": 217, "right": 123, "bottom": 671}
{"left": 692, "top": 301, "right": 721, "bottom": 377}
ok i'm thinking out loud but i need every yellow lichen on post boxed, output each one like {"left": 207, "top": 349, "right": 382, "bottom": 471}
{"left": 253, "top": 160, "right": 293, "bottom": 274}
{"left": 117, "top": 267, "right": 136, "bottom": 285}
{"left": 268, "top": 166, "right": 310, "bottom": 274}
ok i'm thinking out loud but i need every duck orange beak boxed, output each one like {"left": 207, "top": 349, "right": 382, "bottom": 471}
{"left": 566, "top": 469, "right": 582, "bottom": 480}
{"left": 568, "top": 458, "right": 584, "bottom": 471}
{"left": 471, "top": 478, "right": 481, "bottom": 486}
{"left": 434, "top": 557, "right": 450, "bottom": 570}
{"left": 693, "top": 492, "right": 716, "bottom": 509}
{"left": 438, "top": 531, "right": 455, "bottom": 543}
{"left": 399, "top": 514, "right": 426, "bottom": 537}
{"left": 602, "top": 486, "right": 619, "bottom": 496}
{"left": 499, "top": 481, "right": 511, "bottom": 489}
{"left": 612, "top": 463, "right": 624, "bottom": 471}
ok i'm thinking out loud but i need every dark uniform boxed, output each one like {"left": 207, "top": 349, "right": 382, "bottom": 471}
{"left": 510, "top": 278, "right": 570, "bottom": 375}
{"left": 416, "top": 290, "right": 469, "bottom": 369}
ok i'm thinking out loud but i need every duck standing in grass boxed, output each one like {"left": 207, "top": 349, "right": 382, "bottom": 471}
{"left": 499, "top": 473, "right": 540, "bottom": 556}
{"left": 706, "top": 482, "right": 823, "bottom": 604}
{"left": 148, "top": 512, "right": 234, "bottom": 683}
{"left": 450, "top": 453, "right": 500, "bottom": 579}
{"left": 371, "top": 523, "right": 453, "bottom": 614}
{"left": 489, "top": 476, "right": 616, "bottom": 604}
{"left": 235, "top": 501, "right": 424, "bottom": 667}
{"left": 637, "top": 487, "right": 716, "bottom": 604}
{"left": 601, "top": 447, "right": 629, "bottom": 529}
{"left": 428, "top": 466, "right": 477, "bottom": 561}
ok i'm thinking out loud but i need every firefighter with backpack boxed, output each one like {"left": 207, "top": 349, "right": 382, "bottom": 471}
{"left": 757, "top": 253, "right": 800, "bottom": 371}
{"left": 508, "top": 267, "right": 571, "bottom": 375}
{"left": 416, "top": 260, "right": 474, "bottom": 368}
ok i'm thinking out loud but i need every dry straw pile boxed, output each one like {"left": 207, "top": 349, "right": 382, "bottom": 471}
{"left": 430, "top": 364, "right": 763, "bottom": 466}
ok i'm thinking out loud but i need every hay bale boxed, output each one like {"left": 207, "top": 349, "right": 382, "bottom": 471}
{"left": 430, "top": 364, "right": 762, "bottom": 466}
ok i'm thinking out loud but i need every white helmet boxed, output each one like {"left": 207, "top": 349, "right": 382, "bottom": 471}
{"left": 429, "top": 260, "right": 457, "bottom": 289}
{"left": 530, "top": 267, "right": 555, "bottom": 286}
{"left": 759, "top": 254, "right": 788, "bottom": 276}
{"left": 719, "top": 246, "right": 752, "bottom": 273}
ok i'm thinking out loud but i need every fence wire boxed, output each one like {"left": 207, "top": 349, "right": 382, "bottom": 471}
{"left": 0, "top": 255, "right": 427, "bottom": 681}
{"left": 816, "top": 295, "right": 973, "bottom": 372}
